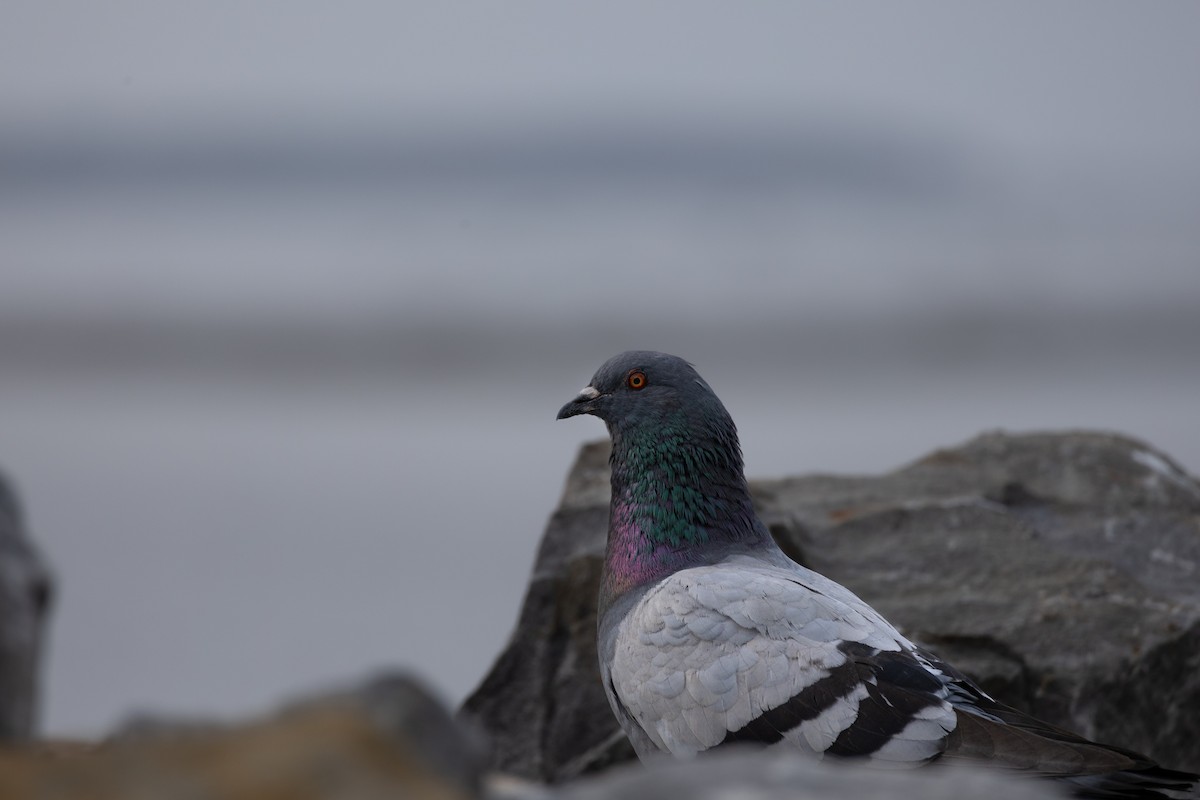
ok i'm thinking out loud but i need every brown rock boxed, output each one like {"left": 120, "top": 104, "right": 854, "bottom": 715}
{"left": 0, "top": 673, "right": 484, "bottom": 800}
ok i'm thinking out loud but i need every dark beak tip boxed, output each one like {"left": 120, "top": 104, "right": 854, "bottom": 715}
{"left": 556, "top": 401, "right": 581, "bottom": 421}
{"left": 558, "top": 388, "right": 603, "bottom": 421}
{"left": 554, "top": 398, "right": 592, "bottom": 422}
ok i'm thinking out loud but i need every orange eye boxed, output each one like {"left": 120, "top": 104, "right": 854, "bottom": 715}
{"left": 626, "top": 370, "right": 647, "bottom": 390}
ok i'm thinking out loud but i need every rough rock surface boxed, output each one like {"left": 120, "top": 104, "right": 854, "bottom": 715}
{"left": 462, "top": 431, "right": 1200, "bottom": 782}
{"left": 0, "top": 672, "right": 486, "bottom": 800}
{"left": 0, "top": 469, "right": 53, "bottom": 741}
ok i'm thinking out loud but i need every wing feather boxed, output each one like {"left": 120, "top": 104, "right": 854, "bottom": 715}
{"left": 607, "top": 555, "right": 957, "bottom": 763}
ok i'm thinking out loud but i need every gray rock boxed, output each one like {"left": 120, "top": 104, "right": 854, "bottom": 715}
{"left": 463, "top": 431, "right": 1200, "bottom": 782}
{"left": 460, "top": 442, "right": 633, "bottom": 783}
{"left": 754, "top": 431, "right": 1200, "bottom": 772}
{"left": 0, "top": 468, "right": 53, "bottom": 740}
{"left": 553, "top": 748, "right": 1068, "bottom": 800}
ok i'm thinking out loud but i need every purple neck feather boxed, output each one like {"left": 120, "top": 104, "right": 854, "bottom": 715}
{"left": 597, "top": 412, "right": 770, "bottom": 612}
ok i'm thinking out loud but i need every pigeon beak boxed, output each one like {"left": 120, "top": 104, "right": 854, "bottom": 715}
{"left": 557, "top": 386, "right": 602, "bottom": 420}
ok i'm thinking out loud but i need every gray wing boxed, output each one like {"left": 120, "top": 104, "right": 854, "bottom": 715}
{"left": 606, "top": 554, "right": 958, "bottom": 765}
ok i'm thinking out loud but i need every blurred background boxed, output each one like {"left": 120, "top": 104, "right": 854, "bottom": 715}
{"left": 1, "top": 2, "right": 1198, "bottom": 738}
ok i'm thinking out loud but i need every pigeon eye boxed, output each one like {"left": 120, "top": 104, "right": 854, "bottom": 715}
{"left": 626, "top": 371, "right": 647, "bottom": 390}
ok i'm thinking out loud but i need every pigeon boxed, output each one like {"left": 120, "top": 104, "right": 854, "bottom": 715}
{"left": 556, "top": 350, "right": 1199, "bottom": 799}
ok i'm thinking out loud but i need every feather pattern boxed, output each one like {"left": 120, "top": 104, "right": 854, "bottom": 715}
{"left": 603, "top": 554, "right": 955, "bottom": 764}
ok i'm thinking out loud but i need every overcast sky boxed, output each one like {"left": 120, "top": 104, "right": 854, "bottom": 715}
{"left": 3, "top": 2, "right": 1199, "bottom": 159}
{"left": 3, "top": 2, "right": 1199, "bottom": 330}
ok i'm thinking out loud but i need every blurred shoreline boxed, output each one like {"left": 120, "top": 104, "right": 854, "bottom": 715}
{"left": 1, "top": 302, "right": 1196, "bottom": 379}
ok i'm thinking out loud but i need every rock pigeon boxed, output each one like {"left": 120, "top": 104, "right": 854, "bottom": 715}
{"left": 556, "top": 351, "right": 1198, "bottom": 799}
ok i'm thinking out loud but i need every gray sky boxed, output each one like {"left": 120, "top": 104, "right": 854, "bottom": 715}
{"left": 4, "top": 2, "right": 1199, "bottom": 159}
{"left": 4, "top": 2, "right": 1199, "bottom": 330}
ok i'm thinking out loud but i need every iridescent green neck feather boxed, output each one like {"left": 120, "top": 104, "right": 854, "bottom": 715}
{"left": 599, "top": 406, "right": 770, "bottom": 611}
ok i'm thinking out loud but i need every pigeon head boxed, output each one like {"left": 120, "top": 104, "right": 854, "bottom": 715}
{"left": 555, "top": 350, "right": 729, "bottom": 433}
{"left": 557, "top": 351, "right": 765, "bottom": 604}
